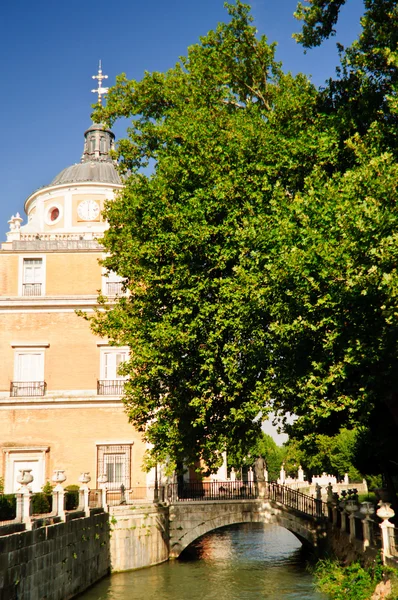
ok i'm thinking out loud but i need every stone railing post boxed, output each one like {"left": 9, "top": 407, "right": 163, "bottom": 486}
{"left": 98, "top": 474, "right": 108, "bottom": 512}
{"left": 340, "top": 508, "right": 347, "bottom": 532}
{"left": 15, "top": 492, "right": 24, "bottom": 523}
{"left": 360, "top": 502, "right": 375, "bottom": 551}
{"left": 16, "top": 468, "right": 34, "bottom": 529}
{"left": 52, "top": 470, "right": 67, "bottom": 520}
{"left": 22, "top": 488, "right": 32, "bottom": 529}
{"left": 78, "top": 472, "right": 91, "bottom": 517}
{"left": 377, "top": 502, "right": 395, "bottom": 562}
{"left": 349, "top": 514, "right": 356, "bottom": 541}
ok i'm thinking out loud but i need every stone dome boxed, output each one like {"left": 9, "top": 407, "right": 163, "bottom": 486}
{"left": 51, "top": 161, "right": 121, "bottom": 185}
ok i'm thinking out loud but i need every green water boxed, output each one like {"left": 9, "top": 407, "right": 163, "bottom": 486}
{"left": 80, "top": 523, "right": 327, "bottom": 599}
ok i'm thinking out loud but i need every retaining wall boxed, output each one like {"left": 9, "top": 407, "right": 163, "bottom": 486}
{"left": 109, "top": 504, "right": 169, "bottom": 571}
{"left": 0, "top": 511, "right": 110, "bottom": 600}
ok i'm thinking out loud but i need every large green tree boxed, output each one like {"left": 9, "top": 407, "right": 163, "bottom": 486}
{"left": 89, "top": 1, "right": 398, "bottom": 482}
{"left": 89, "top": 2, "right": 337, "bottom": 471}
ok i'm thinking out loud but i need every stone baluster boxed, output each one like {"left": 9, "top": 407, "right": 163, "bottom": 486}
{"left": 345, "top": 499, "right": 359, "bottom": 542}
{"left": 377, "top": 502, "right": 395, "bottom": 562}
{"left": 98, "top": 473, "right": 108, "bottom": 511}
{"left": 360, "top": 502, "right": 375, "bottom": 551}
{"left": 339, "top": 499, "right": 347, "bottom": 532}
{"left": 52, "top": 470, "right": 67, "bottom": 520}
{"left": 16, "top": 469, "right": 34, "bottom": 529}
{"left": 78, "top": 472, "right": 91, "bottom": 517}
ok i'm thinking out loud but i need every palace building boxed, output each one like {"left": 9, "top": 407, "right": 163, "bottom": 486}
{"left": 0, "top": 67, "right": 150, "bottom": 494}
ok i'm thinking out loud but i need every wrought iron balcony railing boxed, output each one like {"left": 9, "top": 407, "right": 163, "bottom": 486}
{"left": 10, "top": 381, "right": 47, "bottom": 397}
{"left": 105, "top": 281, "right": 124, "bottom": 295}
{"left": 22, "top": 283, "right": 42, "bottom": 296}
{"left": 97, "top": 379, "right": 125, "bottom": 396}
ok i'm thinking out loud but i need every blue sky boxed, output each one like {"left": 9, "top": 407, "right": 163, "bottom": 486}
{"left": 0, "top": 0, "right": 364, "bottom": 235}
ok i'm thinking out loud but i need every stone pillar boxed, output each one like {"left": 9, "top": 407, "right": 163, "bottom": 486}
{"left": 360, "top": 502, "right": 375, "bottom": 551}
{"left": 230, "top": 468, "right": 236, "bottom": 482}
{"left": 52, "top": 470, "right": 67, "bottom": 520}
{"left": 340, "top": 509, "right": 347, "bottom": 532}
{"left": 349, "top": 514, "right": 356, "bottom": 542}
{"left": 258, "top": 481, "right": 268, "bottom": 499}
{"left": 22, "top": 487, "right": 32, "bottom": 529}
{"left": 78, "top": 472, "right": 91, "bottom": 517}
{"left": 15, "top": 493, "right": 24, "bottom": 523}
{"left": 279, "top": 464, "right": 286, "bottom": 485}
{"left": 377, "top": 503, "right": 395, "bottom": 562}
{"left": 98, "top": 474, "right": 108, "bottom": 511}
{"left": 298, "top": 465, "right": 304, "bottom": 483}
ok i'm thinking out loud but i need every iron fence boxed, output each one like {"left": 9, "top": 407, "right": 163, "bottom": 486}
{"left": 106, "top": 486, "right": 149, "bottom": 506}
{"left": 268, "top": 483, "right": 326, "bottom": 518}
{"left": 388, "top": 526, "right": 398, "bottom": 556}
{"left": 168, "top": 481, "right": 258, "bottom": 502}
{"left": 10, "top": 381, "right": 46, "bottom": 397}
{"left": 354, "top": 516, "right": 364, "bottom": 540}
{"left": 22, "top": 282, "right": 42, "bottom": 296}
{"left": 97, "top": 380, "right": 125, "bottom": 395}
{"left": 105, "top": 281, "right": 124, "bottom": 295}
{"left": 369, "top": 518, "right": 381, "bottom": 548}
{"left": 88, "top": 489, "right": 102, "bottom": 508}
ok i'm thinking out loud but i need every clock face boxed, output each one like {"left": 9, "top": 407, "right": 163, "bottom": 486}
{"left": 77, "top": 199, "right": 100, "bottom": 221}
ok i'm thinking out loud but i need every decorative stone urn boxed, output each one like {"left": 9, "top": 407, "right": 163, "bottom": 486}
{"left": 78, "top": 472, "right": 91, "bottom": 485}
{"left": 376, "top": 502, "right": 395, "bottom": 521}
{"left": 345, "top": 499, "right": 359, "bottom": 514}
{"left": 360, "top": 501, "right": 375, "bottom": 517}
{"left": 52, "top": 470, "right": 67, "bottom": 485}
{"left": 97, "top": 473, "right": 108, "bottom": 485}
{"left": 16, "top": 469, "right": 34, "bottom": 487}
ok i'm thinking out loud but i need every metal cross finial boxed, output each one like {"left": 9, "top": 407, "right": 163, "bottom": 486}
{"left": 91, "top": 60, "right": 109, "bottom": 105}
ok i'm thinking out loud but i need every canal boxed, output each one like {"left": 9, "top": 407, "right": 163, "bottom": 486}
{"left": 80, "top": 523, "right": 326, "bottom": 599}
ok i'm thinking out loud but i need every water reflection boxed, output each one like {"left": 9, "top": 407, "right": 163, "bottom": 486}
{"left": 81, "top": 523, "right": 326, "bottom": 600}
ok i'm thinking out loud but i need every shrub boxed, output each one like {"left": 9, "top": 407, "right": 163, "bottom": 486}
{"left": 31, "top": 492, "right": 51, "bottom": 515}
{"left": 0, "top": 494, "right": 16, "bottom": 521}
{"left": 65, "top": 485, "right": 79, "bottom": 510}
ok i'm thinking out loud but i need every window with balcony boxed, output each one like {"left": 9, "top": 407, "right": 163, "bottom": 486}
{"left": 22, "top": 258, "right": 44, "bottom": 296}
{"left": 97, "top": 444, "right": 132, "bottom": 489}
{"left": 11, "top": 349, "right": 46, "bottom": 397}
{"left": 103, "top": 270, "right": 125, "bottom": 296}
{"left": 97, "top": 348, "right": 128, "bottom": 395}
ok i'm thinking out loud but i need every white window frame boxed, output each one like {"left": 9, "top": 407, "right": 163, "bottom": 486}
{"left": 13, "top": 348, "right": 45, "bottom": 382}
{"left": 18, "top": 255, "right": 46, "bottom": 296}
{"left": 100, "top": 346, "right": 129, "bottom": 381}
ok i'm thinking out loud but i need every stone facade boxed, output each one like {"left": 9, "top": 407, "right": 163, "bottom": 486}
{"left": 0, "top": 118, "right": 151, "bottom": 494}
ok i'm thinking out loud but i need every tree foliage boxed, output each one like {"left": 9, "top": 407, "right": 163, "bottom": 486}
{"left": 283, "top": 429, "right": 362, "bottom": 481}
{"left": 88, "top": 1, "right": 398, "bottom": 477}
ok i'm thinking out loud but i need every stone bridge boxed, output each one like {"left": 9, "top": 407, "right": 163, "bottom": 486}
{"left": 167, "top": 482, "right": 327, "bottom": 558}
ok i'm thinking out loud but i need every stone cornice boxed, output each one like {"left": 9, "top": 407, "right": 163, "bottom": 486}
{"left": 0, "top": 295, "right": 101, "bottom": 312}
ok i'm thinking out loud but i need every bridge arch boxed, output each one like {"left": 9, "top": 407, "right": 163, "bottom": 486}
{"left": 169, "top": 500, "right": 323, "bottom": 558}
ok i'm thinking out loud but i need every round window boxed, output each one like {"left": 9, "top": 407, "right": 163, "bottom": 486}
{"left": 50, "top": 207, "right": 60, "bottom": 222}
